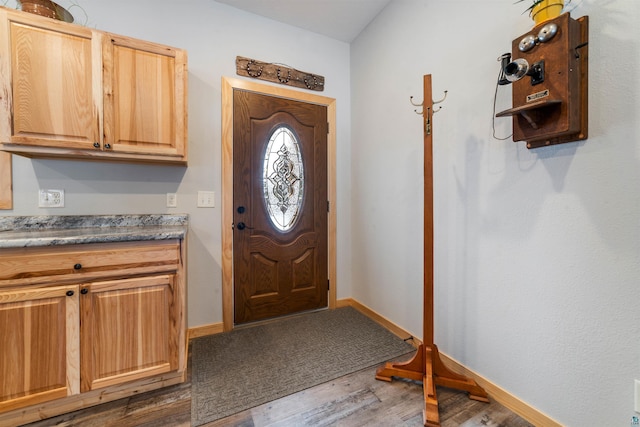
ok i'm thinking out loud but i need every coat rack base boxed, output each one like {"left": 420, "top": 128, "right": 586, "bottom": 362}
{"left": 375, "top": 343, "right": 489, "bottom": 426}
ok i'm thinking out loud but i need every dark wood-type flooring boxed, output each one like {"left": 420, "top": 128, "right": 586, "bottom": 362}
{"left": 24, "top": 346, "right": 533, "bottom": 427}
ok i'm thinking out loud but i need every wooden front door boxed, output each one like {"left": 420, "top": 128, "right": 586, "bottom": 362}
{"left": 233, "top": 89, "right": 328, "bottom": 324}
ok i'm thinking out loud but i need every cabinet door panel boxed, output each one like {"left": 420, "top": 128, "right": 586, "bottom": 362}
{"left": 81, "top": 275, "right": 178, "bottom": 391}
{"left": 0, "top": 285, "right": 79, "bottom": 412}
{"left": 103, "top": 35, "right": 187, "bottom": 158}
{"left": 6, "top": 16, "right": 100, "bottom": 149}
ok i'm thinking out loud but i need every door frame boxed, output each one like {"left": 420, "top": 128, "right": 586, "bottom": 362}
{"left": 221, "top": 76, "right": 337, "bottom": 332}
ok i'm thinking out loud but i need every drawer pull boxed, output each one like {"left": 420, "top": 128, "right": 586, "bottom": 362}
{"left": 81, "top": 288, "right": 89, "bottom": 295}
{"left": 66, "top": 290, "right": 74, "bottom": 297}
{"left": 74, "top": 263, "right": 82, "bottom": 270}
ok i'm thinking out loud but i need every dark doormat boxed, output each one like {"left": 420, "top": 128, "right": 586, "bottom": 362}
{"left": 191, "top": 306, "right": 415, "bottom": 425}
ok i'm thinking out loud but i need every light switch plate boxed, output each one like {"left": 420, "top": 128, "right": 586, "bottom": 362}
{"left": 197, "top": 191, "right": 215, "bottom": 208}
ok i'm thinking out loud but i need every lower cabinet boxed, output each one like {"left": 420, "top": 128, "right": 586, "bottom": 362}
{"left": 0, "top": 240, "right": 186, "bottom": 425}
{"left": 0, "top": 285, "right": 79, "bottom": 413}
{"left": 81, "top": 274, "right": 178, "bottom": 392}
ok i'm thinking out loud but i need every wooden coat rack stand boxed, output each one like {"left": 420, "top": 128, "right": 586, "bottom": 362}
{"left": 375, "top": 75, "right": 489, "bottom": 426}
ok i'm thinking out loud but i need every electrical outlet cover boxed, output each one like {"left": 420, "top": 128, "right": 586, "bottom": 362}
{"left": 166, "top": 193, "right": 177, "bottom": 208}
{"left": 38, "top": 189, "right": 64, "bottom": 208}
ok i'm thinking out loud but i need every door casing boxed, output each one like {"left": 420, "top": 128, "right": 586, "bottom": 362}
{"left": 221, "top": 76, "right": 337, "bottom": 331}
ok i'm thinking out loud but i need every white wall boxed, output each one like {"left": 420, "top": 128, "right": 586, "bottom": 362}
{"left": 2, "top": 0, "right": 353, "bottom": 328}
{"left": 5, "top": 0, "right": 640, "bottom": 424}
{"left": 351, "top": 0, "right": 640, "bottom": 425}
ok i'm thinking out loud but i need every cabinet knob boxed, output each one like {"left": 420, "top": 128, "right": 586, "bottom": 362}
{"left": 74, "top": 263, "right": 82, "bottom": 270}
{"left": 93, "top": 142, "right": 100, "bottom": 148}
{"left": 80, "top": 288, "right": 89, "bottom": 295}
{"left": 66, "top": 290, "right": 74, "bottom": 297}
{"left": 104, "top": 143, "right": 112, "bottom": 150}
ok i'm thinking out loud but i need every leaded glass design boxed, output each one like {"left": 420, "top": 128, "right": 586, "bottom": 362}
{"left": 263, "top": 126, "right": 304, "bottom": 231}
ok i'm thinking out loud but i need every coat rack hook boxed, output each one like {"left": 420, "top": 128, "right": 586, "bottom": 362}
{"left": 432, "top": 105, "right": 442, "bottom": 114}
{"left": 414, "top": 108, "right": 424, "bottom": 115}
{"left": 433, "top": 90, "right": 448, "bottom": 105}
{"left": 410, "top": 95, "right": 424, "bottom": 107}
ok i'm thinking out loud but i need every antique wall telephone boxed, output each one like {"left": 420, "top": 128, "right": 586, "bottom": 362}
{"left": 496, "top": 13, "right": 589, "bottom": 149}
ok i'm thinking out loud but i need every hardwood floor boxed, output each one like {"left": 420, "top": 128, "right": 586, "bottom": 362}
{"left": 23, "top": 345, "right": 533, "bottom": 427}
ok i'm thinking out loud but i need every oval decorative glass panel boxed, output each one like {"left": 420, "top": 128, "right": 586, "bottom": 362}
{"left": 263, "top": 126, "right": 304, "bottom": 231}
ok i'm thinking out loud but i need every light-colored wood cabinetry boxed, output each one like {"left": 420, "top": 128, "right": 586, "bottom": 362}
{"left": 80, "top": 274, "right": 179, "bottom": 392}
{"left": 103, "top": 35, "right": 187, "bottom": 159}
{"left": 0, "top": 285, "right": 79, "bottom": 413}
{"left": 0, "top": 12, "right": 100, "bottom": 151}
{"left": 0, "top": 152, "right": 11, "bottom": 210}
{"left": 0, "top": 239, "right": 186, "bottom": 425}
{"left": 0, "top": 7, "right": 187, "bottom": 164}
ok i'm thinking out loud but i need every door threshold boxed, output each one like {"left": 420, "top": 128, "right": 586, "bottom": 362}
{"left": 233, "top": 307, "right": 329, "bottom": 330}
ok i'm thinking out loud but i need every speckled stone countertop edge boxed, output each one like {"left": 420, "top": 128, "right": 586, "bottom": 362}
{"left": 0, "top": 214, "right": 188, "bottom": 231}
{"left": 0, "top": 214, "right": 188, "bottom": 249}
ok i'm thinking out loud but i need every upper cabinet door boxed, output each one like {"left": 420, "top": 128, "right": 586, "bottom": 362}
{"left": 103, "top": 35, "right": 187, "bottom": 159}
{"left": 0, "top": 12, "right": 101, "bottom": 150}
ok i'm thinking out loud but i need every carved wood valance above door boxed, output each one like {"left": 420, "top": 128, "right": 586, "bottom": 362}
{"left": 236, "top": 56, "right": 325, "bottom": 91}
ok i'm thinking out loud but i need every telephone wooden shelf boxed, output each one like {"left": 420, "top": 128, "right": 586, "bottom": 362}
{"left": 495, "top": 99, "right": 562, "bottom": 117}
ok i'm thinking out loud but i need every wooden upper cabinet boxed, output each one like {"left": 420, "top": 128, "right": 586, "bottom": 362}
{"left": 2, "top": 14, "right": 100, "bottom": 150}
{"left": 103, "top": 35, "right": 187, "bottom": 159}
{"left": 0, "top": 7, "right": 187, "bottom": 165}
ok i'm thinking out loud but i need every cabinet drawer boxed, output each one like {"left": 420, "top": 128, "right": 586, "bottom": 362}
{"left": 0, "top": 240, "right": 181, "bottom": 286}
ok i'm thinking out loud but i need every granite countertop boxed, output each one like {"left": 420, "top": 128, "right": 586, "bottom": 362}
{"left": 0, "top": 214, "right": 188, "bottom": 248}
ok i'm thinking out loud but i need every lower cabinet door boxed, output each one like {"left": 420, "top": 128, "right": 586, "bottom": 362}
{"left": 80, "top": 275, "right": 178, "bottom": 392}
{"left": 0, "top": 285, "right": 80, "bottom": 412}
